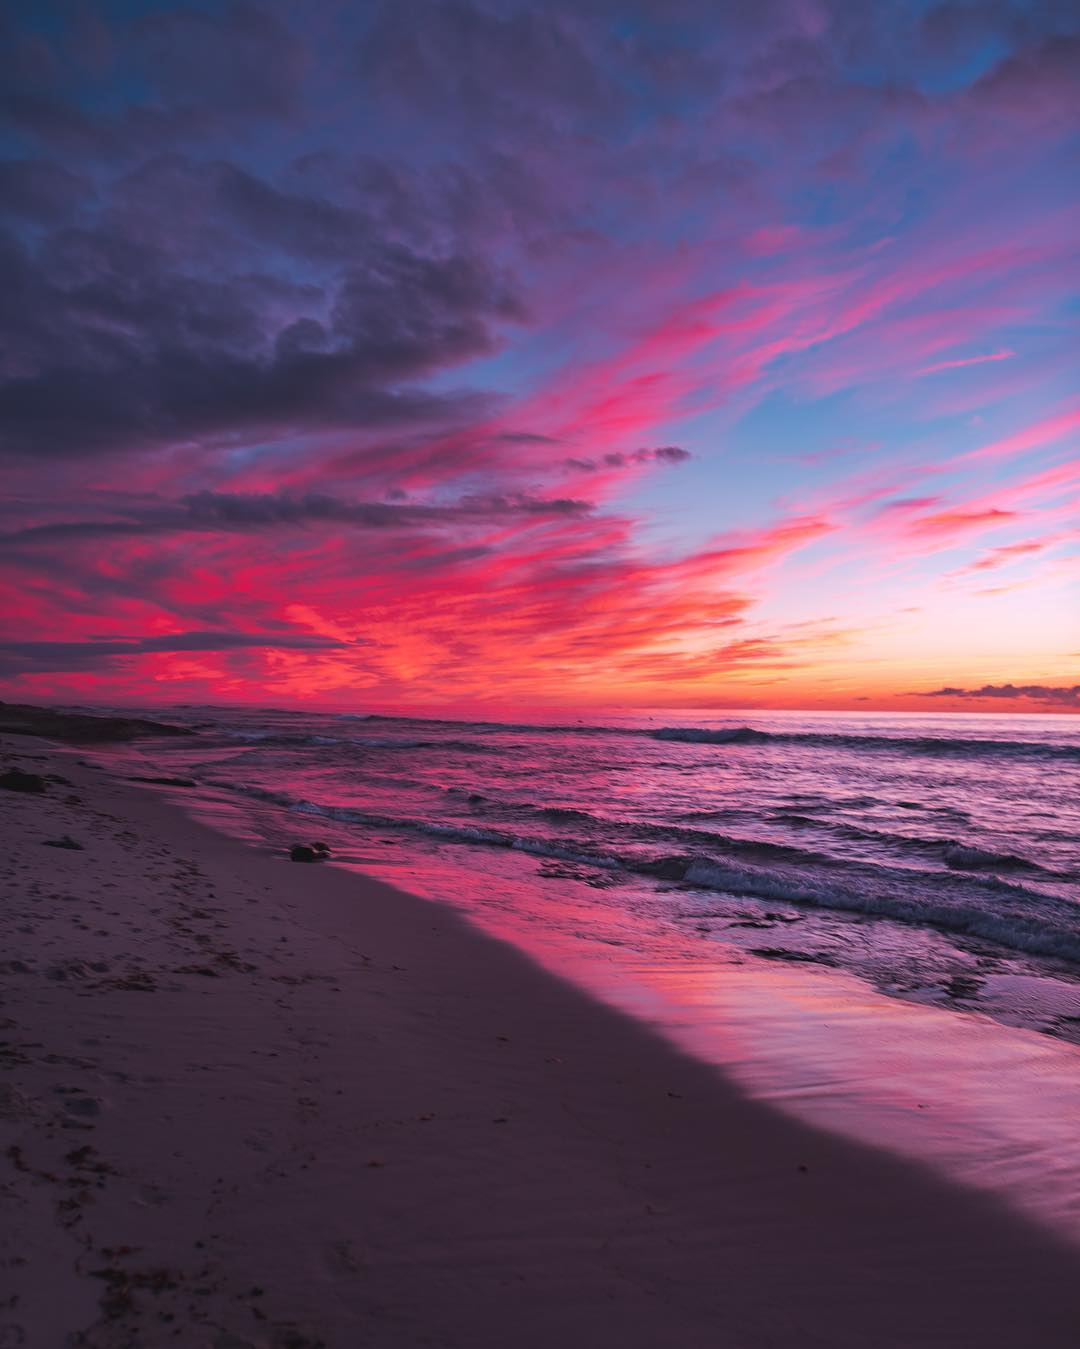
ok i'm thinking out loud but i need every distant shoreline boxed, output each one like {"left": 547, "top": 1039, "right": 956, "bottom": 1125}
{"left": 0, "top": 699, "right": 193, "bottom": 743}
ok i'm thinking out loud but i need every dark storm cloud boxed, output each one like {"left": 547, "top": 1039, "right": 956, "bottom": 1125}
{"left": 358, "top": 1, "right": 613, "bottom": 130}
{"left": 1, "top": 95, "right": 85, "bottom": 154}
{"left": 181, "top": 489, "right": 587, "bottom": 527}
{"left": 0, "top": 218, "right": 522, "bottom": 459}
{"left": 0, "top": 630, "right": 346, "bottom": 676}
{"left": 0, "top": 159, "right": 91, "bottom": 223}
{"left": 131, "top": 1, "right": 308, "bottom": 119}
{"left": 0, "top": 491, "right": 591, "bottom": 545}
{"left": 212, "top": 163, "right": 367, "bottom": 261}
{"left": 562, "top": 446, "right": 691, "bottom": 472}
{"left": 913, "top": 684, "right": 1080, "bottom": 706}
{"left": 0, "top": 1, "right": 536, "bottom": 465}
{"left": 0, "top": 1, "right": 307, "bottom": 156}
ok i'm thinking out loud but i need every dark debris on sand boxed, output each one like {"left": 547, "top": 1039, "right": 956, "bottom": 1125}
{"left": 289, "top": 843, "right": 332, "bottom": 863}
{"left": 0, "top": 768, "right": 48, "bottom": 793}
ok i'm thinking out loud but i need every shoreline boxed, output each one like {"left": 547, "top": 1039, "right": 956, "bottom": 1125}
{"left": 3, "top": 736, "right": 1079, "bottom": 1346}
{"left": 150, "top": 725, "right": 1080, "bottom": 1244}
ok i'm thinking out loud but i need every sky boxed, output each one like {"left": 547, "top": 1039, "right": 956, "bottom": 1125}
{"left": 0, "top": 0, "right": 1077, "bottom": 715}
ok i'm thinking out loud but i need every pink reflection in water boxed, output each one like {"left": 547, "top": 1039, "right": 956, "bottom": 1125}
{"left": 159, "top": 757, "right": 1080, "bottom": 1247}
{"left": 369, "top": 852, "right": 1080, "bottom": 1247}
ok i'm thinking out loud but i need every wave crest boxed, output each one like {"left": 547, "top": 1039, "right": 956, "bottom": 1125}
{"left": 205, "top": 779, "right": 1080, "bottom": 966}
{"left": 650, "top": 726, "right": 1080, "bottom": 761}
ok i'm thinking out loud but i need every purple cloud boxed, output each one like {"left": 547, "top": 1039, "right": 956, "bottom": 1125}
{"left": 913, "top": 684, "right": 1080, "bottom": 707}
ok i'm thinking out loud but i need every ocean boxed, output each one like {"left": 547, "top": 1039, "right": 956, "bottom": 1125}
{"left": 95, "top": 703, "right": 1080, "bottom": 1237}
{"left": 108, "top": 705, "right": 1080, "bottom": 1040}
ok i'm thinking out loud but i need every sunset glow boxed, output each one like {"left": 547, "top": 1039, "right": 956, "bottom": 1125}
{"left": 1, "top": 2, "right": 1077, "bottom": 712}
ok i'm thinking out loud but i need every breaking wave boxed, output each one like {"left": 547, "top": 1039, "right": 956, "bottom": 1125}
{"left": 650, "top": 726, "right": 1080, "bottom": 761}
{"left": 235, "top": 718, "right": 1080, "bottom": 766}
{"left": 222, "top": 728, "right": 498, "bottom": 754}
{"left": 675, "top": 858, "right": 1080, "bottom": 963}
{"left": 205, "top": 779, "right": 1080, "bottom": 965}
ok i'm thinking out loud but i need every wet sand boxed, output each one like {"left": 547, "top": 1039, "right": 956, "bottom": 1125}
{"left": 2, "top": 736, "right": 1078, "bottom": 1347}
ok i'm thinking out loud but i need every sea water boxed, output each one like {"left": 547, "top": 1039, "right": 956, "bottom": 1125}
{"left": 106, "top": 705, "right": 1080, "bottom": 1238}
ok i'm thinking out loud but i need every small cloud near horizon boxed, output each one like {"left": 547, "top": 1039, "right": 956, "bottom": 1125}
{"left": 910, "top": 683, "right": 1080, "bottom": 707}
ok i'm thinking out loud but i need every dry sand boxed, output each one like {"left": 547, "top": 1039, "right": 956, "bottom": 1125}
{"left": 2, "top": 736, "right": 1078, "bottom": 1348}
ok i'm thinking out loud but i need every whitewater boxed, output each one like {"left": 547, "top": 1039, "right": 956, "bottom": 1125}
{"left": 111, "top": 705, "right": 1080, "bottom": 1044}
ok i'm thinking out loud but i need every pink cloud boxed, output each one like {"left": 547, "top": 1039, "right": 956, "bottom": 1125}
{"left": 916, "top": 349, "right": 1015, "bottom": 377}
{"left": 962, "top": 405, "right": 1080, "bottom": 463}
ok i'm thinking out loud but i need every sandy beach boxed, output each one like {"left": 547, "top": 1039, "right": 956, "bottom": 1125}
{"left": 2, "top": 734, "right": 1079, "bottom": 1348}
